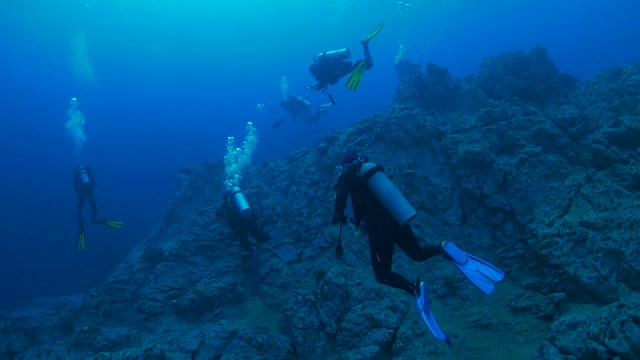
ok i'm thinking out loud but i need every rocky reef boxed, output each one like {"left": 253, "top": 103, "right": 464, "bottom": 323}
{"left": 2, "top": 46, "right": 639, "bottom": 360}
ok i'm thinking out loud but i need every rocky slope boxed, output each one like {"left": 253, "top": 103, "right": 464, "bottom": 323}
{"left": 2, "top": 46, "right": 639, "bottom": 360}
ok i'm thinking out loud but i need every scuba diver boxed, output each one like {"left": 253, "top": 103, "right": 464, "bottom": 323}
{"left": 280, "top": 94, "right": 312, "bottom": 122}
{"left": 308, "top": 22, "right": 385, "bottom": 103}
{"left": 73, "top": 165, "right": 122, "bottom": 250}
{"left": 276, "top": 94, "right": 331, "bottom": 128}
{"left": 332, "top": 148, "right": 504, "bottom": 345}
{"left": 216, "top": 187, "right": 271, "bottom": 255}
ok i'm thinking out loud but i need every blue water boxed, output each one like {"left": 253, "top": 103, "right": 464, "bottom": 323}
{"left": 1, "top": 0, "right": 639, "bottom": 310}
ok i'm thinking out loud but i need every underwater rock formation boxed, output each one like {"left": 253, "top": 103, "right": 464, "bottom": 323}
{"left": 394, "top": 59, "right": 488, "bottom": 113}
{"left": 394, "top": 45, "right": 578, "bottom": 112}
{"left": 474, "top": 45, "right": 578, "bottom": 106}
{"left": 2, "top": 47, "right": 639, "bottom": 360}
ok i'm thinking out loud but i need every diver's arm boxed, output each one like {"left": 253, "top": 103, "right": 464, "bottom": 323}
{"left": 326, "top": 94, "right": 336, "bottom": 105}
{"left": 216, "top": 194, "right": 228, "bottom": 217}
{"left": 332, "top": 174, "right": 350, "bottom": 224}
{"left": 318, "top": 102, "right": 334, "bottom": 112}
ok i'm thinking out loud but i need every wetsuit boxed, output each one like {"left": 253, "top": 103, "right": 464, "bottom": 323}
{"left": 309, "top": 42, "right": 374, "bottom": 91}
{"left": 280, "top": 95, "right": 312, "bottom": 122}
{"left": 217, "top": 191, "right": 271, "bottom": 251}
{"left": 74, "top": 166, "right": 109, "bottom": 233}
{"left": 332, "top": 161, "right": 441, "bottom": 295}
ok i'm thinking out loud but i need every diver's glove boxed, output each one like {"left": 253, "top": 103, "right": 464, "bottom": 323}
{"left": 77, "top": 232, "right": 86, "bottom": 251}
{"left": 105, "top": 220, "right": 122, "bottom": 229}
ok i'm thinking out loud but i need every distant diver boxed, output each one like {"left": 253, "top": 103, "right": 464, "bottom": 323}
{"left": 73, "top": 165, "right": 122, "bottom": 250}
{"left": 271, "top": 117, "right": 285, "bottom": 129}
{"left": 332, "top": 147, "right": 504, "bottom": 345}
{"left": 217, "top": 187, "right": 271, "bottom": 256}
{"left": 275, "top": 94, "right": 330, "bottom": 128}
{"left": 280, "top": 95, "right": 312, "bottom": 122}
{"left": 308, "top": 22, "right": 384, "bottom": 103}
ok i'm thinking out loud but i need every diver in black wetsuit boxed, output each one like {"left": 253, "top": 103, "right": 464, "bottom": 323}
{"left": 307, "top": 22, "right": 384, "bottom": 103}
{"left": 308, "top": 42, "right": 373, "bottom": 93}
{"left": 73, "top": 165, "right": 122, "bottom": 250}
{"left": 331, "top": 148, "right": 443, "bottom": 295}
{"left": 217, "top": 187, "right": 271, "bottom": 253}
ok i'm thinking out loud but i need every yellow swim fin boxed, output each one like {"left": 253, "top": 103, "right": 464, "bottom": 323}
{"left": 345, "top": 61, "right": 367, "bottom": 91}
{"left": 362, "top": 22, "right": 385, "bottom": 44}
{"left": 105, "top": 220, "right": 122, "bottom": 229}
{"left": 77, "top": 232, "right": 86, "bottom": 250}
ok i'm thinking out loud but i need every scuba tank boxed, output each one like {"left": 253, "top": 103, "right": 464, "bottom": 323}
{"left": 78, "top": 166, "right": 91, "bottom": 185}
{"left": 359, "top": 163, "right": 417, "bottom": 226}
{"left": 292, "top": 95, "right": 311, "bottom": 108}
{"left": 313, "top": 48, "right": 351, "bottom": 64}
{"left": 231, "top": 187, "right": 253, "bottom": 218}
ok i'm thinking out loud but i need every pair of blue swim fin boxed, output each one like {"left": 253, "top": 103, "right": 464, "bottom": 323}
{"left": 415, "top": 241, "right": 505, "bottom": 345}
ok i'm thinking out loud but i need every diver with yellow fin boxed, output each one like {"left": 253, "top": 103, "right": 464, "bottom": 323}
{"left": 73, "top": 165, "right": 122, "bottom": 250}
{"left": 308, "top": 22, "right": 384, "bottom": 102}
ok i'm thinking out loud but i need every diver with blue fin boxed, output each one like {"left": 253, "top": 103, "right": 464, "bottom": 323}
{"left": 308, "top": 22, "right": 384, "bottom": 103}
{"left": 332, "top": 147, "right": 504, "bottom": 345}
{"left": 73, "top": 165, "right": 122, "bottom": 250}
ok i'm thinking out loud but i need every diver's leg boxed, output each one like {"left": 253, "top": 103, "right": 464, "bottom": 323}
{"left": 76, "top": 197, "right": 88, "bottom": 249}
{"left": 367, "top": 219, "right": 414, "bottom": 295}
{"left": 88, "top": 196, "right": 105, "bottom": 224}
{"left": 247, "top": 215, "right": 270, "bottom": 243}
{"left": 362, "top": 42, "right": 373, "bottom": 69}
{"left": 77, "top": 197, "right": 85, "bottom": 232}
{"left": 396, "top": 225, "right": 442, "bottom": 262}
{"left": 230, "top": 218, "right": 252, "bottom": 252}
{"left": 238, "top": 232, "right": 251, "bottom": 251}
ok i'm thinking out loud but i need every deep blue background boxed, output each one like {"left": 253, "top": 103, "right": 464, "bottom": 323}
{"left": 1, "top": 0, "right": 639, "bottom": 309}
